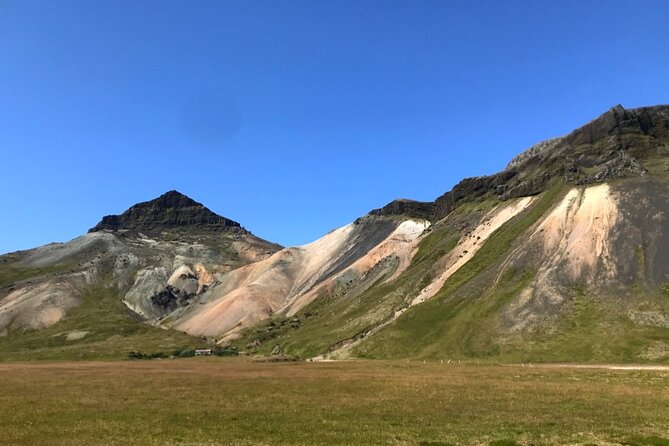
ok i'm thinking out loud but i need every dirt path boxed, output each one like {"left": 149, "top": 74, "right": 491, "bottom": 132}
{"left": 512, "top": 363, "right": 669, "bottom": 371}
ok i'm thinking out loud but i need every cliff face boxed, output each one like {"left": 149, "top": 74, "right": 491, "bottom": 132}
{"left": 372, "top": 105, "right": 669, "bottom": 221}
{"left": 89, "top": 190, "right": 242, "bottom": 232}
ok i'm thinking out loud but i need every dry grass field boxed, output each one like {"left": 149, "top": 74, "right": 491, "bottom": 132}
{"left": 0, "top": 358, "right": 667, "bottom": 446}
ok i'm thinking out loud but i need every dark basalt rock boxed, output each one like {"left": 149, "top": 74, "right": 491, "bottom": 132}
{"left": 562, "top": 104, "right": 669, "bottom": 147}
{"left": 575, "top": 150, "right": 648, "bottom": 185}
{"left": 150, "top": 287, "right": 179, "bottom": 312}
{"left": 371, "top": 104, "right": 669, "bottom": 221}
{"left": 89, "top": 190, "right": 242, "bottom": 232}
{"left": 369, "top": 199, "right": 435, "bottom": 220}
{"left": 150, "top": 284, "right": 196, "bottom": 312}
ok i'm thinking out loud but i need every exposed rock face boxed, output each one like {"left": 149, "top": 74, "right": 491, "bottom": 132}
{"left": 563, "top": 104, "right": 669, "bottom": 146}
{"left": 372, "top": 105, "right": 669, "bottom": 220}
{"left": 145, "top": 264, "right": 214, "bottom": 315}
{"left": 505, "top": 138, "right": 562, "bottom": 170}
{"left": 368, "top": 199, "right": 435, "bottom": 221}
{"left": 89, "top": 190, "right": 242, "bottom": 232}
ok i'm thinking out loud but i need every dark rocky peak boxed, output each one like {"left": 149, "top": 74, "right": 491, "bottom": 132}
{"left": 562, "top": 104, "right": 669, "bottom": 147}
{"left": 89, "top": 190, "right": 242, "bottom": 233}
{"left": 507, "top": 105, "right": 669, "bottom": 171}
{"left": 369, "top": 199, "right": 435, "bottom": 220}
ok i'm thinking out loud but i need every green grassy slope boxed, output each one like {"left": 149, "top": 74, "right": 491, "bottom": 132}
{"left": 0, "top": 261, "right": 73, "bottom": 293}
{"left": 234, "top": 182, "right": 669, "bottom": 363}
{"left": 0, "top": 284, "right": 202, "bottom": 361}
{"left": 231, "top": 191, "right": 546, "bottom": 359}
{"left": 231, "top": 214, "right": 463, "bottom": 358}
{"left": 232, "top": 186, "right": 561, "bottom": 359}
{"left": 356, "top": 184, "right": 669, "bottom": 363}
{"left": 355, "top": 185, "right": 562, "bottom": 360}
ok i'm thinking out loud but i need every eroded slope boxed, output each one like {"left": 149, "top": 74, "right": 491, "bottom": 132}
{"left": 168, "top": 216, "right": 431, "bottom": 340}
{"left": 356, "top": 180, "right": 669, "bottom": 362}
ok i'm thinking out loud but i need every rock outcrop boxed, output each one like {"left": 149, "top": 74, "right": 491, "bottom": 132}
{"left": 89, "top": 190, "right": 242, "bottom": 232}
{"left": 372, "top": 105, "right": 669, "bottom": 221}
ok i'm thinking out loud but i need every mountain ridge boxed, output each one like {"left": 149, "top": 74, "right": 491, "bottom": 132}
{"left": 371, "top": 104, "right": 669, "bottom": 221}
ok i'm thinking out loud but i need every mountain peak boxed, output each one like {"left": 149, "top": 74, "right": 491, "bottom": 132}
{"left": 89, "top": 190, "right": 242, "bottom": 233}
{"left": 146, "top": 190, "right": 203, "bottom": 208}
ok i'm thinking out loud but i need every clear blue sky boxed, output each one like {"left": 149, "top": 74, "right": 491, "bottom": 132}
{"left": 1, "top": 0, "right": 668, "bottom": 253}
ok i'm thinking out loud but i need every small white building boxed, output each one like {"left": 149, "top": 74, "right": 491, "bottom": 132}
{"left": 195, "top": 349, "right": 212, "bottom": 356}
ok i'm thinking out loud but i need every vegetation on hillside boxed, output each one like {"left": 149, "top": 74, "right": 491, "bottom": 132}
{"left": 0, "top": 284, "right": 203, "bottom": 361}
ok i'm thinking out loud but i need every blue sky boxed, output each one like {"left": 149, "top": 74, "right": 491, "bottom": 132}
{"left": 1, "top": 1, "right": 668, "bottom": 252}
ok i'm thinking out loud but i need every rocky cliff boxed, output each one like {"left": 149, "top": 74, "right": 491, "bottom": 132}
{"left": 89, "top": 190, "right": 242, "bottom": 232}
{"left": 372, "top": 105, "right": 669, "bottom": 221}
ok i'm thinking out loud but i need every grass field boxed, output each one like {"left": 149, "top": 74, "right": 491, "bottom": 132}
{"left": 0, "top": 359, "right": 667, "bottom": 446}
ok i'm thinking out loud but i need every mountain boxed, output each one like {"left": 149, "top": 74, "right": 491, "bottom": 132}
{"left": 224, "top": 104, "right": 669, "bottom": 362}
{"left": 1, "top": 105, "right": 668, "bottom": 362}
{"left": 89, "top": 190, "right": 241, "bottom": 232}
{"left": 0, "top": 191, "right": 281, "bottom": 359}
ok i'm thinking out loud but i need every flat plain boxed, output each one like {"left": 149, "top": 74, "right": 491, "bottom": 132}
{"left": 0, "top": 359, "right": 667, "bottom": 446}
